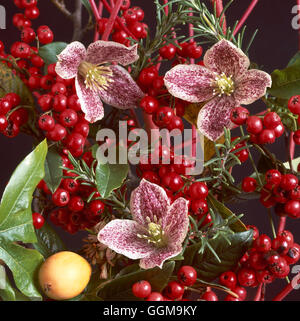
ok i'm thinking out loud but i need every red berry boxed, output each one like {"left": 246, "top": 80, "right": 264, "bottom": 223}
{"left": 189, "top": 182, "right": 208, "bottom": 200}
{"left": 280, "top": 174, "right": 298, "bottom": 191}
{"left": 25, "top": 6, "right": 40, "bottom": 19}
{"left": 293, "top": 130, "right": 300, "bottom": 145}
{"left": 0, "top": 115, "right": 8, "bottom": 131}
{"left": 167, "top": 115, "right": 184, "bottom": 133}
{"left": 268, "top": 256, "right": 289, "bottom": 278}
{"left": 256, "top": 270, "right": 274, "bottom": 284}
{"left": 248, "top": 251, "right": 268, "bottom": 270}
{"left": 68, "top": 196, "right": 84, "bottom": 212}
{"left": 59, "top": 109, "right": 78, "bottom": 127}
{"left": 132, "top": 6, "right": 145, "bottom": 21}
{"left": 37, "top": 26, "right": 54, "bottom": 44}
{"left": 177, "top": 265, "right": 197, "bottom": 286}
{"left": 47, "top": 124, "right": 67, "bottom": 141}
{"left": 153, "top": 106, "right": 174, "bottom": 127}
{"left": 284, "top": 200, "right": 300, "bottom": 218}
{"left": 246, "top": 116, "right": 263, "bottom": 135}
{"left": 201, "top": 291, "right": 218, "bottom": 301}
{"left": 132, "top": 280, "right": 151, "bottom": 298}
{"left": 38, "top": 114, "right": 55, "bottom": 131}
{"left": 263, "top": 112, "right": 281, "bottom": 129}
{"left": 159, "top": 44, "right": 176, "bottom": 60}
{"left": 230, "top": 107, "right": 249, "bottom": 125}
{"left": 139, "top": 96, "right": 159, "bottom": 114}
{"left": 53, "top": 94, "right": 68, "bottom": 112}
{"left": 219, "top": 271, "right": 237, "bottom": 289}
{"left": 237, "top": 268, "right": 257, "bottom": 287}
{"left": 138, "top": 67, "right": 158, "bottom": 86}
{"left": 62, "top": 178, "right": 79, "bottom": 194}
{"left": 265, "top": 169, "right": 282, "bottom": 187}
{"left": 288, "top": 95, "right": 300, "bottom": 115}
{"left": 21, "top": 27, "right": 36, "bottom": 43}
{"left": 232, "top": 286, "right": 247, "bottom": 300}
{"left": 258, "top": 129, "right": 276, "bottom": 144}
{"left": 32, "top": 212, "right": 45, "bottom": 229}
{"left": 52, "top": 188, "right": 70, "bottom": 207}
{"left": 272, "top": 236, "right": 291, "bottom": 255}
{"left": 88, "top": 200, "right": 105, "bottom": 217}
{"left": 253, "top": 234, "right": 272, "bottom": 253}
{"left": 285, "top": 243, "right": 300, "bottom": 265}
{"left": 146, "top": 292, "right": 164, "bottom": 301}
{"left": 274, "top": 123, "right": 285, "bottom": 138}
{"left": 191, "top": 199, "right": 208, "bottom": 216}
{"left": 242, "top": 177, "right": 257, "bottom": 192}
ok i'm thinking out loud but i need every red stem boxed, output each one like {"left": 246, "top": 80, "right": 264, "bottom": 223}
{"left": 233, "top": 0, "right": 259, "bottom": 36}
{"left": 93, "top": 1, "right": 103, "bottom": 41}
{"left": 211, "top": 0, "right": 227, "bottom": 33}
{"left": 253, "top": 283, "right": 263, "bottom": 301}
{"left": 272, "top": 272, "right": 300, "bottom": 301}
{"left": 102, "top": 0, "right": 123, "bottom": 41}
{"left": 89, "top": 0, "right": 101, "bottom": 20}
{"left": 277, "top": 216, "right": 287, "bottom": 235}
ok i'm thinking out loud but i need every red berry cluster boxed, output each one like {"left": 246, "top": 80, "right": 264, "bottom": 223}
{"left": 132, "top": 265, "right": 197, "bottom": 301}
{"left": 37, "top": 154, "right": 106, "bottom": 234}
{"left": 37, "top": 63, "right": 90, "bottom": 157}
{"left": 98, "top": 3, "right": 147, "bottom": 45}
{"left": 288, "top": 95, "right": 300, "bottom": 145}
{"left": 230, "top": 107, "right": 284, "bottom": 144}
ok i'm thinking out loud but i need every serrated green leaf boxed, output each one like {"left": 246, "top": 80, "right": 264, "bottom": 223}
{"left": 44, "top": 147, "right": 63, "bottom": 194}
{"left": 38, "top": 42, "right": 67, "bottom": 67}
{"left": 183, "top": 230, "right": 253, "bottom": 282}
{"left": 0, "top": 62, "right": 34, "bottom": 106}
{"left": 207, "top": 194, "right": 247, "bottom": 232}
{"left": 97, "top": 262, "right": 175, "bottom": 301}
{"left": 95, "top": 163, "right": 129, "bottom": 199}
{"left": 0, "top": 240, "right": 43, "bottom": 300}
{"left": 33, "top": 222, "right": 66, "bottom": 258}
{"left": 268, "top": 59, "right": 300, "bottom": 99}
{"left": 0, "top": 140, "right": 48, "bottom": 243}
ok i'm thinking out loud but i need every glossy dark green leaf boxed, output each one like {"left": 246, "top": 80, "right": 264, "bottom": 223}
{"left": 268, "top": 58, "right": 300, "bottom": 99}
{"left": 33, "top": 221, "right": 66, "bottom": 258}
{"left": 0, "top": 239, "right": 43, "bottom": 300}
{"left": 0, "top": 140, "right": 48, "bottom": 243}
{"left": 0, "top": 273, "right": 17, "bottom": 301}
{"left": 183, "top": 230, "right": 253, "bottom": 282}
{"left": 207, "top": 194, "right": 247, "bottom": 233}
{"left": 95, "top": 163, "right": 129, "bottom": 199}
{"left": 44, "top": 147, "right": 63, "bottom": 194}
{"left": 97, "top": 262, "right": 175, "bottom": 301}
{"left": 0, "top": 62, "right": 34, "bottom": 106}
{"left": 38, "top": 42, "right": 67, "bottom": 67}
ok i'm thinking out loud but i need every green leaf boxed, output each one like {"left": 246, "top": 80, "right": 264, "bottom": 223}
{"left": 97, "top": 262, "right": 175, "bottom": 301}
{"left": 33, "top": 221, "right": 66, "bottom": 258}
{"left": 38, "top": 42, "right": 67, "bottom": 67}
{"left": 0, "top": 140, "right": 48, "bottom": 243}
{"left": 287, "top": 52, "right": 300, "bottom": 67}
{"left": 0, "top": 240, "right": 43, "bottom": 300}
{"left": 95, "top": 163, "right": 129, "bottom": 199}
{"left": 183, "top": 230, "right": 253, "bottom": 282}
{"left": 44, "top": 147, "right": 63, "bottom": 194}
{"left": 81, "top": 0, "right": 93, "bottom": 17}
{"left": 0, "top": 62, "right": 34, "bottom": 106}
{"left": 268, "top": 58, "right": 300, "bottom": 99}
{"left": 283, "top": 156, "right": 300, "bottom": 172}
{"left": 207, "top": 194, "right": 247, "bottom": 233}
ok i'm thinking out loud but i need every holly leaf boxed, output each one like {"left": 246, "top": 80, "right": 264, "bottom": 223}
{"left": 95, "top": 162, "right": 129, "bottom": 199}
{"left": 38, "top": 42, "right": 67, "bottom": 67}
{"left": 0, "top": 140, "right": 48, "bottom": 300}
{"left": 183, "top": 230, "right": 253, "bottom": 282}
{"left": 268, "top": 57, "right": 300, "bottom": 99}
{"left": 33, "top": 221, "right": 66, "bottom": 258}
{"left": 44, "top": 146, "right": 63, "bottom": 194}
{"left": 97, "top": 262, "right": 175, "bottom": 301}
{"left": 0, "top": 62, "right": 34, "bottom": 106}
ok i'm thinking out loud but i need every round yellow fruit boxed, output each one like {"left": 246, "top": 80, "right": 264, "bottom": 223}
{"left": 38, "top": 251, "right": 91, "bottom": 300}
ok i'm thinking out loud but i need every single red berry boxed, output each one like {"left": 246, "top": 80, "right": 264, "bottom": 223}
{"left": 153, "top": 106, "right": 174, "bottom": 127}
{"left": 274, "top": 123, "right": 285, "bottom": 138}
{"left": 253, "top": 234, "right": 272, "bottom": 253}
{"left": 278, "top": 230, "right": 294, "bottom": 248}
{"left": 268, "top": 256, "right": 289, "bottom": 278}
{"left": 32, "top": 212, "right": 45, "bottom": 229}
{"left": 159, "top": 44, "right": 177, "bottom": 60}
{"left": 246, "top": 225, "right": 259, "bottom": 240}
{"left": 21, "top": 27, "right": 36, "bottom": 43}
{"left": 59, "top": 109, "right": 78, "bottom": 127}
{"left": 67, "top": 133, "right": 85, "bottom": 151}
{"left": 246, "top": 116, "right": 263, "bottom": 135}
{"left": 189, "top": 182, "right": 209, "bottom": 200}
{"left": 284, "top": 200, "right": 300, "bottom": 218}
{"left": 38, "top": 94, "right": 53, "bottom": 111}
{"left": 285, "top": 243, "right": 300, "bottom": 265}
{"left": 132, "top": 6, "right": 145, "bottom": 21}
{"left": 191, "top": 199, "right": 208, "bottom": 216}
{"left": 138, "top": 67, "right": 158, "bottom": 86}
{"left": 230, "top": 106, "right": 249, "bottom": 125}
{"left": 248, "top": 251, "right": 268, "bottom": 270}
{"left": 256, "top": 270, "right": 274, "bottom": 284}
{"left": 146, "top": 292, "right": 164, "bottom": 301}
{"left": 201, "top": 291, "right": 218, "bottom": 301}
{"left": 139, "top": 96, "right": 159, "bottom": 114}
{"left": 280, "top": 174, "right": 298, "bottom": 191}
{"left": 237, "top": 268, "right": 257, "bottom": 287}
{"left": 52, "top": 188, "right": 70, "bottom": 207}
{"left": 25, "top": 6, "right": 40, "bottom": 19}
{"left": 258, "top": 129, "right": 276, "bottom": 144}
{"left": 272, "top": 236, "right": 291, "bottom": 255}
{"left": 265, "top": 169, "right": 282, "bottom": 187}
{"left": 232, "top": 286, "right": 247, "bottom": 301}
{"left": 53, "top": 94, "right": 68, "bottom": 112}
{"left": 132, "top": 280, "right": 152, "bottom": 298}
{"left": 68, "top": 196, "right": 84, "bottom": 212}
{"left": 177, "top": 266, "right": 197, "bottom": 286}
{"left": 263, "top": 112, "right": 281, "bottom": 129}
{"left": 112, "top": 30, "right": 129, "bottom": 45}
{"left": 242, "top": 177, "right": 257, "bottom": 192}
{"left": 219, "top": 271, "right": 237, "bottom": 289}
{"left": 88, "top": 200, "right": 105, "bottom": 217}
{"left": 0, "top": 99, "right": 12, "bottom": 115}
{"left": 5, "top": 93, "right": 21, "bottom": 107}
{"left": 47, "top": 124, "right": 67, "bottom": 141}
{"left": 288, "top": 95, "right": 300, "bottom": 115}
{"left": 62, "top": 178, "right": 79, "bottom": 194}
{"left": 38, "top": 114, "right": 55, "bottom": 131}
{"left": 0, "top": 115, "right": 8, "bottom": 131}
{"left": 293, "top": 130, "right": 300, "bottom": 145}
{"left": 37, "top": 26, "right": 54, "bottom": 44}
{"left": 167, "top": 115, "right": 184, "bottom": 132}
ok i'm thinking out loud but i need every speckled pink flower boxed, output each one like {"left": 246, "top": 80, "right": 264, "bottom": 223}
{"left": 55, "top": 41, "right": 144, "bottom": 123}
{"left": 98, "top": 179, "right": 189, "bottom": 269}
{"left": 164, "top": 39, "right": 272, "bottom": 141}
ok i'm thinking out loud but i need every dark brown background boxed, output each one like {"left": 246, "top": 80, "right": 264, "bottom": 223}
{"left": 0, "top": 0, "right": 299, "bottom": 300}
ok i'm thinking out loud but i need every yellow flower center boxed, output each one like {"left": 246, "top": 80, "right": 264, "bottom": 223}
{"left": 78, "top": 61, "right": 114, "bottom": 92}
{"left": 213, "top": 72, "right": 235, "bottom": 97}
{"left": 137, "top": 216, "right": 167, "bottom": 248}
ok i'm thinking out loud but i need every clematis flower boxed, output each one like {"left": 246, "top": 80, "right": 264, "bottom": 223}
{"left": 164, "top": 39, "right": 272, "bottom": 141}
{"left": 55, "top": 41, "right": 144, "bottom": 123}
{"left": 98, "top": 179, "right": 189, "bottom": 269}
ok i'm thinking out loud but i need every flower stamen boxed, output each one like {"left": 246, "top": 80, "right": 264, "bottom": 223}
{"left": 137, "top": 218, "right": 167, "bottom": 248}
{"left": 213, "top": 72, "right": 235, "bottom": 97}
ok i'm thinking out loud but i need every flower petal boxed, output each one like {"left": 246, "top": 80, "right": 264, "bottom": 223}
{"left": 98, "top": 65, "right": 144, "bottom": 109}
{"left": 164, "top": 197, "right": 189, "bottom": 245}
{"left": 234, "top": 69, "right": 272, "bottom": 105}
{"left": 197, "top": 96, "right": 237, "bottom": 141}
{"left": 164, "top": 64, "right": 216, "bottom": 103}
{"left": 86, "top": 41, "right": 139, "bottom": 66}
{"left": 98, "top": 219, "right": 153, "bottom": 260}
{"left": 140, "top": 244, "right": 182, "bottom": 269}
{"left": 130, "top": 179, "right": 170, "bottom": 227}
{"left": 204, "top": 39, "right": 250, "bottom": 78}
{"left": 55, "top": 41, "right": 86, "bottom": 79}
{"left": 75, "top": 75, "right": 104, "bottom": 122}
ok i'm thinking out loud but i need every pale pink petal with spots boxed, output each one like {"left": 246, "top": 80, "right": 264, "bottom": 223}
{"left": 130, "top": 179, "right": 170, "bottom": 226}
{"left": 75, "top": 75, "right": 104, "bottom": 123}
{"left": 204, "top": 39, "right": 250, "bottom": 78}
{"left": 98, "top": 219, "right": 153, "bottom": 260}
{"left": 197, "top": 96, "right": 237, "bottom": 141}
{"left": 164, "top": 64, "right": 217, "bottom": 103}
{"left": 163, "top": 197, "right": 189, "bottom": 245}
{"left": 98, "top": 65, "right": 144, "bottom": 109}
{"left": 234, "top": 69, "right": 272, "bottom": 105}
{"left": 55, "top": 41, "right": 86, "bottom": 79}
{"left": 86, "top": 41, "right": 139, "bottom": 66}
{"left": 140, "top": 244, "right": 182, "bottom": 269}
